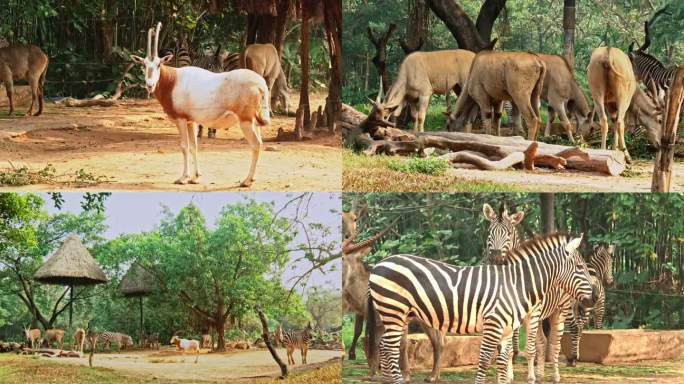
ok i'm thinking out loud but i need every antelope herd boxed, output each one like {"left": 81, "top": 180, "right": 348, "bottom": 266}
{"left": 370, "top": 38, "right": 676, "bottom": 162}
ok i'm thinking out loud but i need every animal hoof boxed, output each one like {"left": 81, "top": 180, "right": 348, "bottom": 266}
{"left": 240, "top": 180, "right": 252, "bottom": 187}
{"left": 174, "top": 177, "right": 190, "bottom": 185}
{"left": 188, "top": 177, "right": 201, "bottom": 184}
{"left": 424, "top": 377, "right": 436, "bottom": 383}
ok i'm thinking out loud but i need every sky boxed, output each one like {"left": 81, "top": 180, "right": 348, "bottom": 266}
{"left": 41, "top": 192, "right": 342, "bottom": 291}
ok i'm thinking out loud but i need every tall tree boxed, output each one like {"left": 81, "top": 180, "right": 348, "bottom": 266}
{"left": 563, "top": 0, "right": 576, "bottom": 69}
{"left": 540, "top": 193, "right": 556, "bottom": 234}
{"left": 426, "top": 0, "right": 504, "bottom": 51}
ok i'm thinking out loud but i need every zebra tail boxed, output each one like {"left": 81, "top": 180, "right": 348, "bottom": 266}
{"left": 542, "top": 318, "right": 551, "bottom": 339}
{"left": 365, "top": 293, "right": 377, "bottom": 363}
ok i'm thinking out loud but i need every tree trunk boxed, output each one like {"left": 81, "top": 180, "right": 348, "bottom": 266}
{"left": 215, "top": 318, "right": 226, "bottom": 352}
{"left": 255, "top": 305, "right": 288, "bottom": 377}
{"left": 297, "top": 0, "right": 312, "bottom": 132}
{"left": 563, "top": 0, "right": 576, "bottom": 69}
{"left": 368, "top": 24, "right": 396, "bottom": 91}
{"left": 540, "top": 194, "right": 556, "bottom": 234}
{"left": 426, "top": 0, "right": 503, "bottom": 51}
{"left": 323, "top": 0, "right": 343, "bottom": 132}
{"left": 652, "top": 67, "right": 684, "bottom": 192}
{"left": 402, "top": 0, "right": 429, "bottom": 54}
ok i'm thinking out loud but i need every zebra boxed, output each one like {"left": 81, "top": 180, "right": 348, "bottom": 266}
{"left": 565, "top": 244, "right": 614, "bottom": 366}
{"left": 90, "top": 331, "right": 133, "bottom": 351}
{"left": 276, "top": 323, "right": 313, "bottom": 365}
{"left": 367, "top": 233, "right": 595, "bottom": 384}
{"left": 628, "top": 48, "right": 677, "bottom": 106}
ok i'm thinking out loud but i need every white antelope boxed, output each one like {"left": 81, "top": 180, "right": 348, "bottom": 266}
{"left": 170, "top": 335, "right": 200, "bottom": 364}
{"left": 131, "top": 22, "right": 270, "bottom": 187}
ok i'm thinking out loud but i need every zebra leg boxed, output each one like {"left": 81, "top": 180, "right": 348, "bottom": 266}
{"left": 380, "top": 327, "right": 405, "bottom": 384}
{"left": 534, "top": 321, "right": 547, "bottom": 382}
{"left": 524, "top": 311, "right": 542, "bottom": 384}
{"left": 496, "top": 332, "right": 514, "bottom": 384}
{"left": 399, "top": 328, "right": 411, "bottom": 382}
{"left": 512, "top": 328, "right": 520, "bottom": 361}
{"left": 475, "top": 323, "right": 503, "bottom": 384}
{"left": 566, "top": 313, "right": 582, "bottom": 367}
{"left": 209, "top": 128, "right": 216, "bottom": 138}
{"left": 549, "top": 311, "right": 565, "bottom": 384}
{"left": 348, "top": 314, "right": 364, "bottom": 360}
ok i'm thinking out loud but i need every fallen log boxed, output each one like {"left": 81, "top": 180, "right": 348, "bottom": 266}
{"left": 57, "top": 97, "right": 118, "bottom": 108}
{"left": 343, "top": 104, "right": 626, "bottom": 176}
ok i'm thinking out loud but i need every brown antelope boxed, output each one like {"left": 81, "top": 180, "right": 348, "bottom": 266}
{"left": 43, "top": 328, "right": 65, "bottom": 349}
{"left": 74, "top": 328, "right": 86, "bottom": 353}
{"left": 588, "top": 47, "right": 646, "bottom": 163}
{"left": 0, "top": 44, "right": 49, "bottom": 116}
{"left": 23, "top": 326, "right": 41, "bottom": 349}
{"left": 131, "top": 22, "right": 270, "bottom": 187}
{"left": 447, "top": 51, "right": 546, "bottom": 140}
{"left": 242, "top": 43, "right": 290, "bottom": 114}
{"left": 369, "top": 49, "right": 476, "bottom": 132}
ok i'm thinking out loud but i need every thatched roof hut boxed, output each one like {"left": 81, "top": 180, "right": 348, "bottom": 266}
{"left": 119, "top": 263, "right": 157, "bottom": 297}
{"left": 33, "top": 234, "right": 108, "bottom": 286}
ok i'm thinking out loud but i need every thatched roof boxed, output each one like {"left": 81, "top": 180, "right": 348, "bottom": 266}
{"left": 33, "top": 234, "right": 108, "bottom": 286}
{"left": 119, "top": 262, "right": 157, "bottom": 297}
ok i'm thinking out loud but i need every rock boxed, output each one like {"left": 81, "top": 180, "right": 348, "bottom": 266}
{"left": 561, "top": 329, "right": 684, "bottom": 363}
{"left": 406, "top": 334, "right": 482, "bottom": 369}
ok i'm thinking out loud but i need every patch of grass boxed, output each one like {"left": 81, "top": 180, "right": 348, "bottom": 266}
{"left": 249, "top": 362, "right": 341, "bottom": 383}
{"left": 0, "top": 164, "right": 57, "bottom": 186}
{"left": 387, "top": 156, "right": 449, "bottom": 176}
{"left": 343, "top": 150, "right": 522, "bottom": 192}
{"left": 0, "top": 164, "right": 111, "bottom": 187}
{"left": 0, "top": 354, "right": 182, "bottom": 384}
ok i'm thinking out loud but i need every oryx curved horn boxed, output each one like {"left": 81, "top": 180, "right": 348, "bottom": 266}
{"left": 342, "top": 218, "right": 398, "bottom": 254}
{"left": 376, "top": 76, "right": 384, "bottom": 104}
{"left": 154, "top": 22, "right": 162, "bottom": 59}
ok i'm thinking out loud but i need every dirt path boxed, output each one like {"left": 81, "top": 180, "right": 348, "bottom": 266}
{"left": 52, "top": 347, "right": 341, "bottom": 381}
{"left": 446, "top": 160, "right": 684, "bottom": 192}
{"left": 0, "top": 93, "right": 341, "bottom": 191}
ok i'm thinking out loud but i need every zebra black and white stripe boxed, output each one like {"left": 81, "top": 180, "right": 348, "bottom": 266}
{"left": 367, "top": 233, "right": 595, "bottom": 384}
{"left": 628, "top": 49, "right": 677, "bottom": 104}
{"left": 89, "top": 331, "right": 133, "bottom": 351}
{"left": 566, "top": 244, "right": 614, "bottom": 365}
{"left": 277, "top": 323, "right": 313, "bottom": 365}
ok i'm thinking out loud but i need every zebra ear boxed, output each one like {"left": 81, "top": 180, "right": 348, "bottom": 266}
{"left": 508, "top": 211, "right": 524, "bottom": 225}
{"left": 482, "top": 203, "right": 497, "bottom": 221}
{"left": 565, "top": 234, "right": 583, "bottom": 254}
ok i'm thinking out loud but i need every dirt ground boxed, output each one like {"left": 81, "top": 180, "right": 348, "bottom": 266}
{"left": 445, "top": 160, "right": 684, "bottom": 192}
{"left": 342, "top": 355, "right": 684, "bottom": 383}
{"left": 0, "top": 92, "right": 341, "bottom": 191}
{"left": 50, "top": 347, "right": 342, "bottom": 381}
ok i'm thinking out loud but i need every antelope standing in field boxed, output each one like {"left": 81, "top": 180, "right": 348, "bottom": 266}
{"left": 23, "top": 326, "right": 41, "bottom": 349}
{"left": 131, "top": 22, "right": 270, "bottom": 187}
{"left": 0, "top": 44, "right": 49, "bottom": 116}
{"left": 170, "top": 335, "right": 200, "bottom": 363}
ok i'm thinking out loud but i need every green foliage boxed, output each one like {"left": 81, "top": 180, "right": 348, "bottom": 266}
{"left": 344, "top": 193, "right": 684, "bottom": 329}
{"left": 387, "top": 156, "right": 450, "bottom": 176}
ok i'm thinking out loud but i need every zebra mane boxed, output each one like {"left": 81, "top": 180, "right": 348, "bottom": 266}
{"left": 631, "top": 50, "right": 668, "bottom": 70}
{"left": 507, "top": 232, "right": 574, "bottom": 260}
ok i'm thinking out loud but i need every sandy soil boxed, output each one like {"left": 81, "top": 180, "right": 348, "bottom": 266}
{"left": 447, "top": 160, "right": 684, "bottom": 192}
{"left": 51, "top": 347, "right": 342, "bottom": 381}
{"left": 0, "top": 92, "right": 341, "bottom": 191}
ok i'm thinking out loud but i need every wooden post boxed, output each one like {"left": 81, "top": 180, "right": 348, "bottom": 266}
{"left": 69, "top": 285, "right": 74, "bottom": 329}
{"left": 652, "top": 67, "right": 684, "bottom": 192}
{"left": 139, "top": 296, "right": 144, "bottom": 348}
{"left": 255, "top": 305, "right": 288, "bottom": 378}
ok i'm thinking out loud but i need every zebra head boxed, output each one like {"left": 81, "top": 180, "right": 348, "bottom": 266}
{"left": 131, "top": 22, "right": 174, "bottom": 94}
{"left": 482, "top": 203, "right": 524, "bottom": 264}
{"left": 591, "top": 244, "right": 615, "bottom": 286}
{"left": 557, "top": 235, "right": 596, "bottom": 311}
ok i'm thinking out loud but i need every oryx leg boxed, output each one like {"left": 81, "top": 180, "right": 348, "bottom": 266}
{"left": 549, "top": 97, "right": 575, "bottom": 143}
{"left": 186, "top": 121, "right": 201, "bottom": 183}
{"left": 414, "top": 95, "right": 430, "bottom": 133}
{"left": 239, "top": 119, "right": 263, "bottom": 187}
{"left": 348, "top": 314, "right": 364, "bottom": 360}
{"left": 493, "top": 101, "right": 504, "bottom": 136}
{"left": 174, "top": 118, "right": 191, "bottom": 184}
